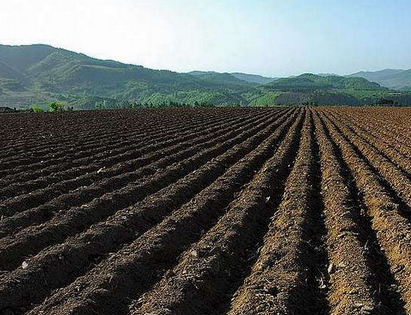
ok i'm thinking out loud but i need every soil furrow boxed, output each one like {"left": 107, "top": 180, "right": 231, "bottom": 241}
{"left": 313, "top": 111, "right": 395, "bottom": 314}
{"left": 338, "top": 111, "right": 411, "bottom": 157}
{"left": 225, "top": 110, "right": 329, "bottom": 315}
{"left": 0, "top": 110, "right": 278, "bottom": 236}
{"left": 319, "top": 111, "right": 411, "bottom": 312}
{"left": 0, "top": 109, "right": 246, "bottom": 186}
{"left": 130, "top": 111, "right": 305, "bottom": 315}
{"left": 0, "top": 110, "right": 286, "bottom": 238}
{"left": 0, "top": 109, "right": 293, "bottom": 271}
{"left": 0, "top": 114, "right": 235, "bottom": 197}
{"left": 0, "top": 110, "right": 299, "bottom": 315}
{"left": 0, "top": 118, "right": 200, "bottom": 185}
{"left": 0, "top": 109, "right": 269, "bottom": 217}
{"left": 327, "top": 110, "right": 411, "bottom": 181}
{"left": 0, "top": 108, "right": 230, "bottom": 155}
{"left": 322, "top": 110, "right": 411, "bottom": 221}
{"left": 0, "top": 108, "right": 248, "bottom": 177}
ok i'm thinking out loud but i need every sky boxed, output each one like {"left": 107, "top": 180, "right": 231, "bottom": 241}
{"left": 0, "top": 0, "right": 410, "bottom": 77}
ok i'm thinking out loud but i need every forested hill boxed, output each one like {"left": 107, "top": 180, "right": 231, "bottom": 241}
{"left": 0, "top": 44, "right": 410, "bottom": 109}
{"left": 265, "top": 73, "right": 386, "bottom": 92}
{"left": 252, "top": 73, "right": 405, "bottom": 106}
{"left": 0, "top": 44, "right": 260, "bottom": 108}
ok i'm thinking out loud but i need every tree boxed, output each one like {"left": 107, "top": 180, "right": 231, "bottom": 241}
{"left": 49, "top": 101, "right": 66, "bottom": 112}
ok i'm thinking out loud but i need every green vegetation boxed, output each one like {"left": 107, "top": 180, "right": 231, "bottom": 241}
{"left": 248, "top": 92, "right": 282, "bottom": 106}
{"left": 31, "top": 106, "right": 44, "bottom": 112}
{"left": 249, "top": 73, "right": 410, "bottom": 106}
{"left": 264, "top": 73, "right": 385, "bottom": 92}
{"left": 0, "top": 44, "right": 410, "bottom": 109}
{"left": 0, "top": 44, "right": 260, "bottom": 109}
{"left": 49, "top": 101, "right": 66, "bottom": 112}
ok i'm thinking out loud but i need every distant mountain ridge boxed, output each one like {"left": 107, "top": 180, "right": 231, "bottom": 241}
{"left": 0, "top": 43, "right": 410, "bottom": 108}
{"left": 231, "top": 72, "right": 277, "bottom": 84}
{"left": 347, "top": 69, "right": 411, "bottom": 90}
{"left": 187, "top": 71, "right": 258, "bottom": 87}
{"left": 188, "top": 71, "right": 276, "bottom": 85}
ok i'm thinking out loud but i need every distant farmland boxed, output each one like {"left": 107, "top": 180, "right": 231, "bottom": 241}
{"left": 1, "top": 107, "right": 411, "bottom": 314}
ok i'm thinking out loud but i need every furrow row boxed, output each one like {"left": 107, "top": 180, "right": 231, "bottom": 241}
{"left": 0, "top": 108, "right": 234, "bottom": 157}
{"left": 0, "top": 109, "right": 295, "bottom": 272}
{"left": 314, "top": 112, "right": 395, "bottom": 314}
{"left": 0, "top": 109, "right": 248, "bottom": 183}
{"left": 226, "top": 111, "right": 328, "bottom": 314}
{"left": 130, "top": 110, "right": 304, "bottom": 315}
{"left": 0, "top": 108, "right": 263, "bottom": 204}
{"left": 320, "top": 111, "right": 411, "bottom": 312}
{"left": 0, "top": 110, "right": 299, "bottom": 315}
{"left": 0, "top": 109, "right": 286, "bottom": 238}
{"left": 323, "top": 110, "right": 411, "bottom": 217}
{"left": 329, "top": 111, "right": 411, "bottom": 176}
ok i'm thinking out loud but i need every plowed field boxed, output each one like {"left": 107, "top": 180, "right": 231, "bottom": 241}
{"left": 1, "top": 107, "right": 411, "bottom": 315}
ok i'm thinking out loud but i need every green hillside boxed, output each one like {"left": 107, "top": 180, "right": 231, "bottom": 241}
{"left": 0, "top": 44, "right": 255, "bottom": 109}
{"left": 0, "top": 44, "right": 410, "bottom": 109}
{"left": 246, "top": 73, "right": 411, "bottom": 106}
{"left": 265, "top": 73, "right": 386, "bottom": 92}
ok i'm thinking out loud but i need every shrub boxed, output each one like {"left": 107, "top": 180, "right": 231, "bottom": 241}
{"left": 49, "top": 101, "right": 66, "bottom": 112}
{"left": 31, "top": 106, "right": 45, "bottom": 112}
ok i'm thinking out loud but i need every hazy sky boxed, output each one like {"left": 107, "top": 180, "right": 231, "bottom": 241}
{"left": 0, "top": 0, "right": 410, "bottom": 77}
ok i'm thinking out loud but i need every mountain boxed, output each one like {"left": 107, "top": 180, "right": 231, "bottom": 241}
{"left": 0, "top": 61, "right": 29, "bottom": 82}
{"left": 316, "top": 73, "right": 339, "bottom": 77}
{"left": 187, "top": 71, "right": 257, "bottom": 88}
{"left": 1, "top": 44, "right": 410, "bottom": 108}
{"left": 348, "top": 69, "right": 411, "bottom": 90}
{"left": 348, "top": 69, "right": 405, "bottom": 81}
{"left": 0, "top": 44, "right": 257, "bottom": 109}
{"left": 248, "top": 73, "right": 411, "bottom": 106}
{"left": 264, "top": 73, "right": 386, "bottom": 92}
{"left": 230, "top": 73, "right": 276, "bottom": 84}
{"left": 189, "top": 71, "right": 276, "bottom": 85}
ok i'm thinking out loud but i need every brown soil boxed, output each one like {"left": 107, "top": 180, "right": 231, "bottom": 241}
{"left": 1, "top": 107, "right": 411, "bottom": 315}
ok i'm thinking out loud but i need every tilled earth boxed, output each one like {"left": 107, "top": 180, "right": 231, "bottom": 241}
{"left": 1, "top": 107, "right": 411, "bottom": 315}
